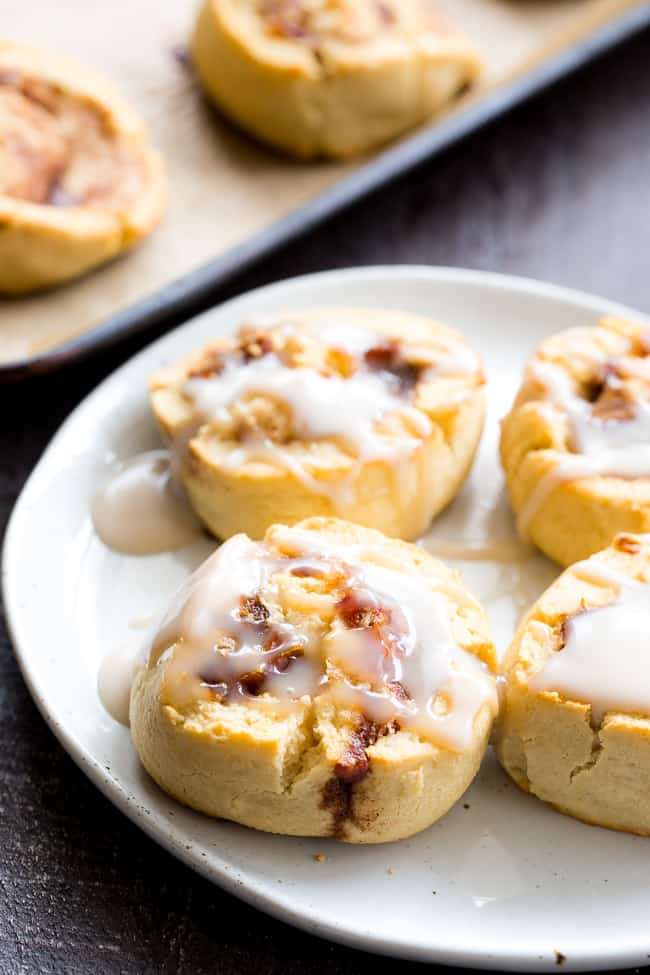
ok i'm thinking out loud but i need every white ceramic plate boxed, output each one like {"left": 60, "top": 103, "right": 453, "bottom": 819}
{"left": 5, "top": 267, "right": 650, "bottom": 972}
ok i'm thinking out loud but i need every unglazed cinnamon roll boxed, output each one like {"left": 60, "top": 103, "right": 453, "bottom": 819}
{"left": 150, "top": 307, "right": 486, "bottom": 542}
{"left": 501, "top": 317, "right": 650, "bottom": 566}
{"left": 130, "top": 517, "right": 498, "bottom": 842}
{"left": 191, "top": 0, "right": 481, "bottom": 159}
{"left": 0, "top": 42, "right": 165, "bottom": 294}
{"left": 495, "top": 532, "right": 650, "bottom": 835}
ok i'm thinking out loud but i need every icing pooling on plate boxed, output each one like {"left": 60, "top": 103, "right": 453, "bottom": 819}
{"left": 517, "top": 352, "right": 650, "bottom": 538}
{"left": 92, "top": 450, "right": 203, "bottom": 555}
{"left": 530, "top": 559, "right": 650, "bottom": 725}
{"left": 130, "top": 528, "right": 496, "bottom": 750}
{"left": 98, "top": 639, "right": 149, "bottom": 725}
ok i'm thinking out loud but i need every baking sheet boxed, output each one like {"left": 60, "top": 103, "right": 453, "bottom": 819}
{"left": 1, "top": 0, "right": 648, "bottom": 373}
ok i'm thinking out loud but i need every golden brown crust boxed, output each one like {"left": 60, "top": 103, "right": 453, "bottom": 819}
{"left": 495, "top": 532, "right": 650, "bottom": 836}
{"left": 500, "top": 317, "right": 650, "bottom": 567}
{"left": 130, "top": 517, "right": 497, "bottom": 843}
{"left": 149, "top": 308, "right": 486, "bottom": 542}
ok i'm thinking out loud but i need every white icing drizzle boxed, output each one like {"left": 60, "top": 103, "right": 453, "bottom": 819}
{"left": 316, "top": 321, "right": 481, "bottom": 378}
{"left": 140, "top": 528, "right": 497, "bottom": 750}
{"left": 97, "top": 638, "right": 148, "bottom": 726}
{"left": 184, "top": 354, "right": 428, "bottom": 513}
{"left": 150, "top": 534, "right": 290, "bottom": 666}
{"left": 517, "top": 356, "right": 650, "bottom": 539}
{"left": 185, "top": 354, "right": 430, "bottom": 469}
{"left": 92, "top": 319, "right": 481, "bottom": 555}
{"left": 316, "top": 322, "right": 381, "bottom": 355}
{"left": 530, "top": 568, "right": 650, "bottom": 726}
{"left": 337, "top": 563, "right": 495, "bottom": 749}
{"left": 270, "top": 525, "right": 482, "bottom": 608}
{"left": 426, "top": 343, "right": 481, "bottom": 378}
{"left": 181, "top": 320, "right": 478, "bottom": 515}
{"left": 92, "top": 450, "right": 203, "bottom": 556}
{"left": 529, "top": 358, "right": 650, "bottom": 454}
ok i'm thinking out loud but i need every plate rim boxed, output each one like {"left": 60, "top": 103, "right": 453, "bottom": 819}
{"left": 4, "top": 265, "right": 650, "bottom": 972}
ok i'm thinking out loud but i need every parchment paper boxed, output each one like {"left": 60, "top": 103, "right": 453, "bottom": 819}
{"left": 0, "top": 0, "right": 643, "bottom": 364}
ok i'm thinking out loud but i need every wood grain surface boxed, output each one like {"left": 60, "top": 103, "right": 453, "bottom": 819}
{"left": 2, "top": 26, "right": 650, "bottom": 975}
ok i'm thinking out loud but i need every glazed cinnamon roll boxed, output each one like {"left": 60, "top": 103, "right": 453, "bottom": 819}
{"left": 130, "top": 518, "right": 498, "bottom": 842}
{"left": 496, "top": 531, "right": 650, "bottom": 835}
{"left": 150, "top": 307, "right": 486, "bottom": 542}
{"left": 501, "top": 317, "right": 650, "bottom": 566}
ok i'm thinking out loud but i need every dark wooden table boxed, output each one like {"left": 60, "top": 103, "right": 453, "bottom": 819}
{"left": 2, "top": 28, "right": 650, "bottom": 975}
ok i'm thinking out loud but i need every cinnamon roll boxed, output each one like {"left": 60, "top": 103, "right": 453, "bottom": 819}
{"left": 0, "top": 41, "right": 165, "bottom": 294}
{"left": 150, "top": 307, "right": 486, "bottom": 542}
{"left": 130, "top": 517, "right": 498, "bottom": 842}
{"left": 191, "top": 0, "right": 481, "bottom": 159}
{"left": 495, "top": 532, "right": 650, "bottom": 835}
{"left": 501, "top": 317, "right": 650, "bottom": 566}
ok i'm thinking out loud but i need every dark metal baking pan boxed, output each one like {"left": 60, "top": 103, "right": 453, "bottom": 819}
{"left": 5, "top": 1, "right": 650, "bottom": 382}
